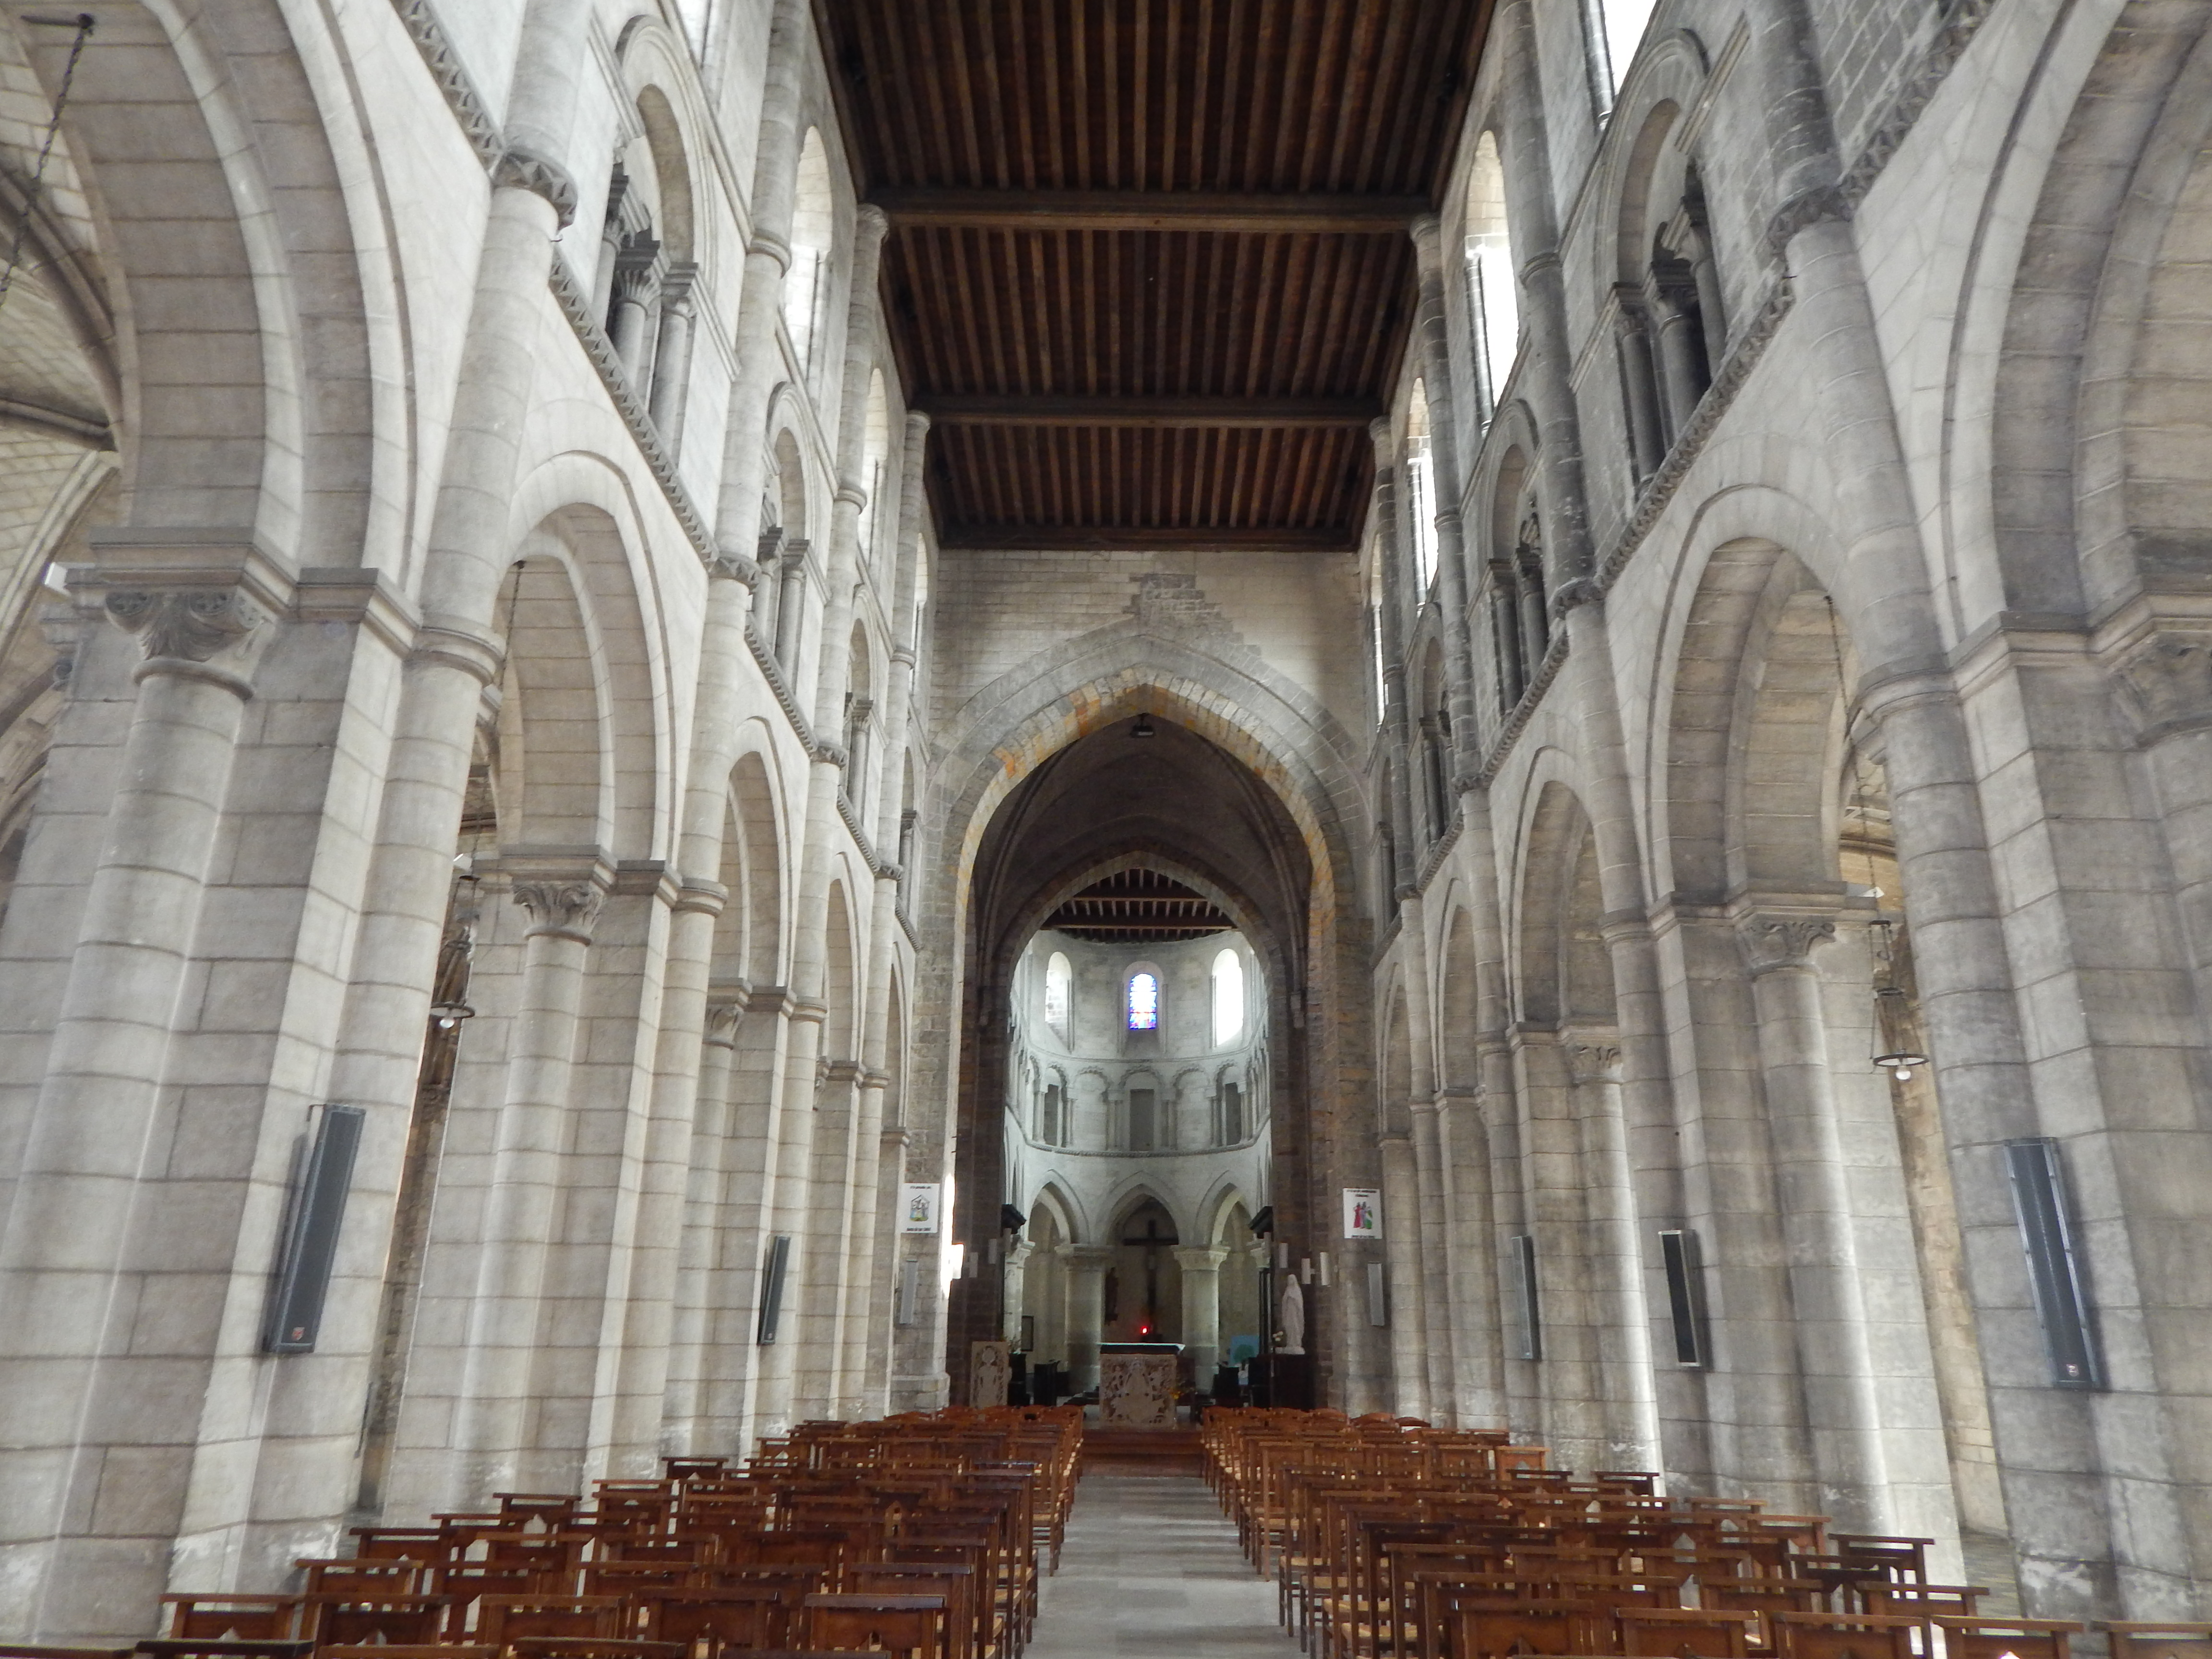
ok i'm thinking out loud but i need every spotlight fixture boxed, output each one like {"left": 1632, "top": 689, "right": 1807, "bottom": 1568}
{"left": 1130, "top": 712, "right": 1156, "bottom": 739}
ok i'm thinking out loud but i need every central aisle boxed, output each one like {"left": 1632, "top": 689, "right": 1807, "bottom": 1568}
{"left": 1027, "top": 1474, "right": 1298, "bottom": 1657}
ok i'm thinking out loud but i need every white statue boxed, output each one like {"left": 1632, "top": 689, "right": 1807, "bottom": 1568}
{"left": 1278, "top": 1274, "right": 1306, "bottom": 1355}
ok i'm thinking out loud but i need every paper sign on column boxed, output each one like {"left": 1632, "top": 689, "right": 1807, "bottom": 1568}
{"left": 901, "top": 1182, "right": 942, "bottom": 1234}
{"left": 1342, "top": 1187, "right": 1382, "bottom": 1239}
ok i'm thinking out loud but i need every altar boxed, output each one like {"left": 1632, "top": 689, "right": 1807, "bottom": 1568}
{"left": 1098, "top": 1344, "right": 1178, "bottom": 1426}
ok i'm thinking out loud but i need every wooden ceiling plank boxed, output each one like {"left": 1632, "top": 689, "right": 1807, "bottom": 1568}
{"left": 1006, "top": 3, "right": 1037, "bottom": 191}
{"left": 918, "top": 394, "right": 1381, "bottom": 427}
{"left": 870, "top": 186, "right": 1428, "bottom": 233}
{"left": 938, "top": 524, "right": 1357, "bottom": 552}
{"left": 944, "top": 2, "right": 986, "bottom": 185}
{"left": 1039, "top": 1, "right": 1066, "bottom": 188}
{"left": 1070, "top": 0, "right": 1093, "bottom": 184}
{"left": 1185, "top": 0, "right": 1214, "bottom": 194}
{"left": 1351, "top": 0, "right": 1415, "bottom": 191}
{"left": 1321, "top": 0, "right": 1373, "bottom": 191}
{"left": 1273, "top": 0, "right": 1319, "bottom": 191}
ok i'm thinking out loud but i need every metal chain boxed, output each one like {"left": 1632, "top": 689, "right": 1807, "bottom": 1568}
{"left": 0, "top": 14, "right": 96, "bottom": 325}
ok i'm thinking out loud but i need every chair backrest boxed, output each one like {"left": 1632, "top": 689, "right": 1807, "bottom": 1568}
{"left": 309, "top": 1594, "right": 449, "bottom": 1646}
{"left": 474, "top": 1595, "right": 629, "bottom": 1646}
{"left": 160, "top": 1597, "right": 308, "bottom": 1641}
{"left": 804, "top": 1592, "right": 948, "bottom": 1659}
{"left": 640, "top": 1587, "right": 798, "bottom": 1650}
{"left": 2107, "top": 1622, "right": 2212, "bottom": 1659}
{"left": 1617, "top": 1607, "right": 1760, "bottom": 1658}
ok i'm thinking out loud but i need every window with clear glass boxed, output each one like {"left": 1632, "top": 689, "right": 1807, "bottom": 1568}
{"left": 1464, "top": 132, "right": 1519, "bottom": 423}
{"left": 1407, "top": 385, "right": 1439, "bottom": 593}
{"left": 1595, "top": 0, "right": 1658, "bottom": 96}
{"left": 1212, "top": 948, "right": 1244, "bottom": 1045}
{"left": 1126, "top": 970, "right": 1159, "bottom": 1031}
{"left": 1045, "top": 951, "right": 1071, "bottom": 1037}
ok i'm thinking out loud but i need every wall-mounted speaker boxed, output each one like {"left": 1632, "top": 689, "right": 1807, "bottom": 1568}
{"left": 1658, "top": 1228, "right": 1709, "bottom": 1368}
{"left": 757, "top": 1234, "right": 793, "bottom": 1345}
{"left": 2005, "top": 1137, "right": 2102, "bottom": 1389}
{"left": 896, "top": 1256, "right": 921, "bottom": 1326}
{"left": 1510, "top": 1233, "right": 1541, "bottom": 1360}
{"left": 262, "top": 1104, "right": 365, "bottom": 1354}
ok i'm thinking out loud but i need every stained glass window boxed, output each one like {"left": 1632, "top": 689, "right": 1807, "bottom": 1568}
{"left": 1126, "top": 971, "right": 1159, "bottom": 1031}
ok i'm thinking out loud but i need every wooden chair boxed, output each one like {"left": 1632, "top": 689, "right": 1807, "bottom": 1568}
{"left": 1858, "top": 1585, "right": 1985, "bottom": 1622}
{"left": 1931, "top": 1618, "right": 2084, "bottom": 1659}
{"left": 1771, "top": 1611, "right": 1924, "bottom": 1659}
{"left": 1618, "top": 1607, "right": 1763, "bottom": 1658}
{"left": 508, "top": 1642, "right": 684, "bottom": 1659}
{"left": 307, "top": 1593, "right": 451, "bottom": 1646}
{"left": 849, "top": 1563, "right": 983, "bottom": 1659}
{"left": 639, "top": 1586, "right": 805, "bottom": 1653}
{"left": 2107, "top": 1622, "right": 2212, "bottom": 1659}
{"left": 158, "top": 1597, "right": 308, "bottom": 1642}
{"left": 295, "top": 1558, "right": 429, "bottom": 1596}
{"left": 132, "top": 1645, "right": 315, "bottom": 1659}
{"left": 1451, "top": 1598, "right": 1604, "bottom": 1659}
{"left": 320, "top": 1647, "right": 494, "bottom": 1659}
{"left": 805, "top": 1591, "right": 949, "bottom": 1659}
{"left": 0, "top": 1646, "right": 134, "bottom": 1659}
{"left": 1833, "top": 1539, "right": 1931, "bottom": 1587}
{"left": 474, "top": 1594, "right": 631, "bottom": 1647}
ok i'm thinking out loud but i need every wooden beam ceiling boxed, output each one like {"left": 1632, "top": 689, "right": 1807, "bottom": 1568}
{"left": 821, "top": 0, "right": 1497, "bottom": 553}
{"left": 874, "top": 187, "right": 1433, "bottom": 234}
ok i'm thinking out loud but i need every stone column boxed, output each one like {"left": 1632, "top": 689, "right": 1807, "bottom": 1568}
{"left": 649, "top": 261, "right": 699, "bottom": 454}
{"left": 607, "top": 234, "right": 664, "bottom": 383}
{"left": 1367, "top": 422, "right": 1419, "bottom": 891}
{"left": 750, "top": 1002, "right": 824, "bottom": 1439}
{"left": 449, "top": 858, "right": 610, "bottom": 1495}
{"left": 1062, "top": 1244, "right": 1114, "bottom": 1395}
{"left": 0, "top": 572, "right": 276, "bottom": 1633}
{"left": 1409, "top": 1098, "right": 1457, "bottom": 1420}
{"left": 1174, "top": 1246, "right": 1228, "bottom": 1386}
{"left": 1378, "top": 1131, "right": 1431, "bottom": 1420}
{"left": 665, "top": 994, "right": 744, "bottom": 1447}
{"left": 1739, "top": 912, "right": 1891, "bottom": 1533}
{"left": 1407, "top": 218, "right": 1484, "bottom": 781}
{"left": 1002, "top": 1241, "right": 1036, "bottom": 1346}
{"left": 1564, "top": 1030, "right": 1660, "bottom": 1465}
{"left": 602, "top": 876, "right": 723, "bottom": 1466}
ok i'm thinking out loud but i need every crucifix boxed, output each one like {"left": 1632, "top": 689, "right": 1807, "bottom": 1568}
{"left": 1119, "top": 1213, "right": 1179, "bottom": 1329}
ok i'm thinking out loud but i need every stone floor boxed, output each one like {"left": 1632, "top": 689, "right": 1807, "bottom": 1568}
{"left": 1027, "top": 1474, "right": 1298, "bottom": 1657}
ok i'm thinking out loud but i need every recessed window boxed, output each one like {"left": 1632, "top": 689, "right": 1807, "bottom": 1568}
{"left": 1126, "top": 971, "right": 1159, "bottom": 1032}
{"left": 1045, "top": 951, "right": 1071, "bottom": 1037}
{"left": 1212, "top": 948, "right": 1244, "bottom": 1045}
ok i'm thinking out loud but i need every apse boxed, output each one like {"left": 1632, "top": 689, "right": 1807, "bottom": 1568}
{"left": 946, "top": 715, "right": 1313, "bottom": 1400}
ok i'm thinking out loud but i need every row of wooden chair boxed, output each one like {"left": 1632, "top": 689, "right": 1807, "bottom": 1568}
{"left": 1202, "top": 1409, "right": 2208, "bottom": 1659}
{"left": 47, "top": 1406, "right": 1082, "bottom": 1659}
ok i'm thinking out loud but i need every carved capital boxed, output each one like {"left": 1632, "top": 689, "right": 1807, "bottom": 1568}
{"left": 2114, "top": 631, "right": 2212, "bottom": 743}
{"left": 1565, "top": 1037, "right": 1623, "bottom": 1084}
{"left": 708, "top": 551, "right": 760, "bottom": 588}
{"left": 105, "top": 586, "right": 272, "bottom": 683}
{"left": 1738, "top": 913, "right": 1838, "bottom": 972}
{"left": 492, "top": 144, "right": 579, "bottom": 228}
{"left": 511, "top": 878, "right": 606, "bottom": 942}
{"left": 1172, "top": 1245, "right": 1229, "bottom": 1274}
